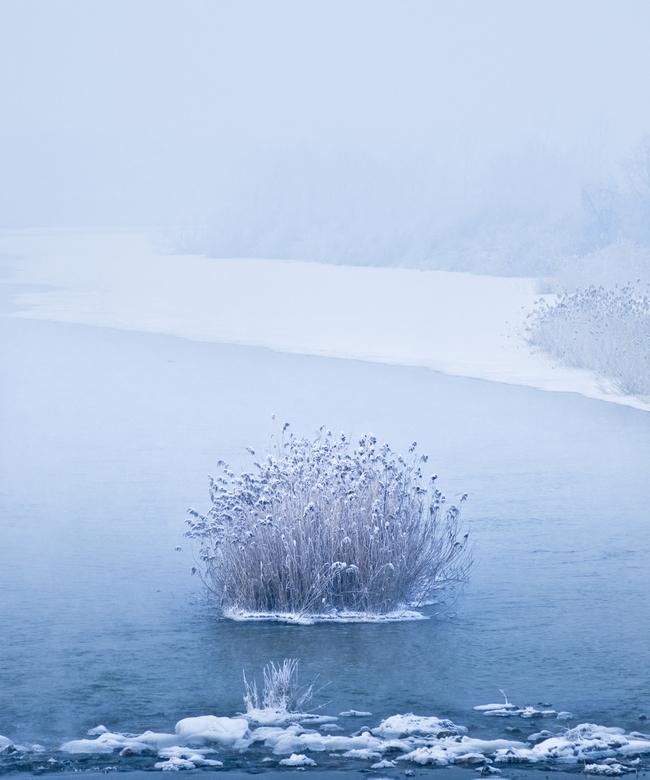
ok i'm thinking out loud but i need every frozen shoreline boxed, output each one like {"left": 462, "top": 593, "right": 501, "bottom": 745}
{"left": 1, "top": 228, "right": 648, "bottom": 412}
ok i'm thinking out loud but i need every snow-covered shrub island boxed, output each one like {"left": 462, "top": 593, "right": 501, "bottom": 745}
{"left": 186, "top": 426, "right": 471, "bottom": 621}
{"left": 526, "top": 284, "right": 650, "bottom": 400}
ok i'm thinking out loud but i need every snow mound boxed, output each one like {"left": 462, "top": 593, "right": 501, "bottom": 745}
{"left": 254, "top": 723, "right": 383, "bottom": 755}
{"left": 175, "top": 715, "right": 249, "bottom": 745}
{"left": 342, "top": 748, "right": 382, "bottom": 760}
{"left": 243, "top": 708, "right": 336, "bottom": 726}
{"left": 584, "top": 761, "right": 634, "bottom": 776}
{"left": 0, "top": 736, "right": 14, "bottom": 751}
{"left": 61, "top": 727, "right": 182, "bottom": 756}
{"left": 154, "top": 756, "right": 196, "bottom": 771}
{"left": 154, "top": 746, "right": 223, "bottom": 770}
{"left": 373, "top": 713, "right": 466, "bottom": 737}
{"left": 372, "top": 758, "right": 397, "bottom": 769}
{"left": 279, "top": 753, "right": 317, "bottom": 766}
{"left": 400, "top": 737, "right": 527, "bottom": 766}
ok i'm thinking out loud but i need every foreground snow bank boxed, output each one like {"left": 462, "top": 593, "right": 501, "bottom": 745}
{"left": 49, "top": 705, "right": 650, "bottom": 773}
{"left": 3, "top": 228, "right": 648, "bottom": 411}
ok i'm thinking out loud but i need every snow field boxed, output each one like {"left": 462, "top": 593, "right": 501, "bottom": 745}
{"left": 3, "top": 229, "right": 648, "bottom": 411}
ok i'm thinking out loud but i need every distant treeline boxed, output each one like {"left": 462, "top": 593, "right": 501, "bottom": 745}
{"left": 159, "top": 135, "right": 650, "bottom": 284}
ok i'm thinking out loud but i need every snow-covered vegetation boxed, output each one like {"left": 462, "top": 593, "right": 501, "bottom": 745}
{"left": 525, "top": 157, "right": 650, "bottom": 401}
{"left": 526, "top": 284, "right": 650, "bottom": 400}
{"left": 242, "top": 659, "right": 330, "bottom": 725}
{"left": 186, "top": 427, "right": 471, "bottom": 620}
{"left": 244, "top": 659, "right": 313, "bottom": 716}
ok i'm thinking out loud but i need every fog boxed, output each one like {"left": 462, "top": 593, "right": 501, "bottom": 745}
{"left": 2, "top": 3, "right": 650, "bottom": 766}
{"left": 2, "top": 0, "right": 650, "bottom": 272}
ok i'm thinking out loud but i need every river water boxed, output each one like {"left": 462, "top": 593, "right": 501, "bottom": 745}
{"left": 1, "top": 317, "right": 649, "bottom": 773}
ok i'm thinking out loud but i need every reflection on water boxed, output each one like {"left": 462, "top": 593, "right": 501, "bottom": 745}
{"left": 1, "top": 318, "right": 649, "bottom": 755}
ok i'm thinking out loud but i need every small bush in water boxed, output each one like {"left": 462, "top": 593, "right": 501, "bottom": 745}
{"left": 243, "top": 659, "right": 313, "bottom": 714}
{"left": 186, "top": 427, "right": 471, "bottom": 618}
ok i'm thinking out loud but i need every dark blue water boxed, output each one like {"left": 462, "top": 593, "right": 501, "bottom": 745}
{"left": 1, "top": 318, "right": 649, "bottom": 765}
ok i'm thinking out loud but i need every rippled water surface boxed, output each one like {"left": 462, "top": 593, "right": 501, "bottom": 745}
{"left": 1, "top": 318, "right": 649, "bottom": 771}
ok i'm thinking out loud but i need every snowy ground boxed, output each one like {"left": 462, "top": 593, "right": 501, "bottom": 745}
{"left": 1, "top": 228, "right": 648, "bottom": 411}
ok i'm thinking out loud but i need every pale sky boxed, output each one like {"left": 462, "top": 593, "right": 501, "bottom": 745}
{"left": 1, "top": 0, "right": 649, "bottom": 226}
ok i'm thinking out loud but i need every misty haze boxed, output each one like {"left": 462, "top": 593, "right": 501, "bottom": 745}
{"left": 1, "top": 2, "right": 649, "bottom": 777}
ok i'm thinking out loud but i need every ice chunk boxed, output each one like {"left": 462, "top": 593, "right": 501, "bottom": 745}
{"left": 61, "top": 728, "right": 180, "bottom": 756}
{"left": 175, "top": 715, "right": 249, "bottom": 745}
{"left": 400, "top": 736, "right": 528, "bottom": 767}
{"left": 373, "top": 713, "right": 466, "bottom": 737}
{"left": 261, "top": 725, "right": 383, "bottom": 755}
{"left": 454, "top": 752, "right": 490, "bottom": 765}
{"left": 279, "top": 753, "right": 316, "bottom": 766}
{"left": 134, "top": 731, "right": 181, "bottom": 750}
{"left": 372, "top": 758, "right": 397, "bottom": 769}
{"left": 60, "top": 737, "right": 117, "bottom": 754}
{"left": 155, "top": 746, "right": 222, "bottom": 768}
{"left": 158, "top": 746, "right": 217, "bottom": 758}
{"left": 475, "top": 695, "right": 570, "bottom": 720}
{"left": 0, "top": 736, "right": 14, "bottom": 751}
{"left": 154, "top": 757, "right": 197, "bottom": 770}
{"left": 154, "top": 746, "right": 223, "bottom": 772}
{"left": 528, "top": 723, "right": 650, "bottom": 763}
{"left": 244, "top": 708, "right": 336, "bottom": 726}
{"left": 584, "top": 763, "right": 630, "bottom": 775}
{"left": 339, "top": 710, "right": 372, "bottom": 717}
{"left": 527, "top": 730, "right": 554, "bottom": 744}
{"left": 120, "top": 744, "right": 155, "bottom": 756}
{"left": 398, "top": 745, "right": 452, "bottom": 766}
{"left": 342, "top": 748, "right": 382, "bottom": 759}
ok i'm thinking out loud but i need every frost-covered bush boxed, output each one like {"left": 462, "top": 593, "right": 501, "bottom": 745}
{"left": 186, "top": 427, "right": 471, "bottom": 619}
{"left": 526, "top": 284, "right": 650, "bottom": 399}
{"left": 243, "top": 659, "right": 313, "bottom": 716}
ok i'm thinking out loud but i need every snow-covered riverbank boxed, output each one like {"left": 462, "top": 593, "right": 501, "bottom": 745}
{"left": 1, "top": 228, "right": 648, "bottom": 411}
